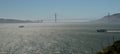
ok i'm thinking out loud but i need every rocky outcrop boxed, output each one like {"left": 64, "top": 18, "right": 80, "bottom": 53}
{"left": 97, "top": 40, "right": 120, "bottom": 54}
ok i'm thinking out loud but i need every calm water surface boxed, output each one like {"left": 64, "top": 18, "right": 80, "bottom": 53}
{"left": 0, "top": 23, "right": 120, "bottom": 54}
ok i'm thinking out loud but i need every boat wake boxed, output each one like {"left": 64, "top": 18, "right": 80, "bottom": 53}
{"left": 107, "top": 31, "right": 120, "bottom": 33}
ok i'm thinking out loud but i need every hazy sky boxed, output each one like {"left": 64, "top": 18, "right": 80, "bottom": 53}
{"left": 0, "top": 0, "right": 120, "bottom": 20}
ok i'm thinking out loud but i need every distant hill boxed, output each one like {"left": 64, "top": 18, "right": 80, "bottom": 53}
{"left": 93, "top": 13, "right": 120, "bottom": 24}
{"left": 0, "top": 18, "right": 33, "bottom": 23}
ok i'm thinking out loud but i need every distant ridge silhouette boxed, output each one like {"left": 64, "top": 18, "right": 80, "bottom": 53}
{"left": 0, "top": 18, "right": 32, "bottom": 23}
{"left": 93, "top": 13, "right": 120, "bottom": 24}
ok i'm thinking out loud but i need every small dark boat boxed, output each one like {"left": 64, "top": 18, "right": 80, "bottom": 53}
{"left": 97, "top": 29, "right": 107, "bottom": 32}
{"left": 19, "top": 26, "right": 24, "bottom": 28}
